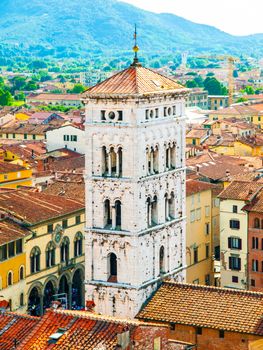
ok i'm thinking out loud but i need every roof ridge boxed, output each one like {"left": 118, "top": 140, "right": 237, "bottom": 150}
{"left": 164, "top": 281, "right": 263, "bottom": 297}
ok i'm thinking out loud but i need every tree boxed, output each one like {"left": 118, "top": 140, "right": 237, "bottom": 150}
{"left": 0, "top": 89, "right": 12, "bottom": 106}
{"left": 10, "top": 76, "right": 27, "bottom": 91}
{"left": 203, "top": 77, "right": 227, "bottom": 95}
{"left": 206, "top": 72, "right": 215, "bottom": 77}
{"left": 15, "top": 92, "right": 25, "bottom": 101}
{"left": 71, "top": 84, "right": 86, "bottom": 93}
{"left": 244, "top": 86, "right": 255, "bottom": 95}
{"left": 186, "top": 80, "right": 198, "bottom": 88}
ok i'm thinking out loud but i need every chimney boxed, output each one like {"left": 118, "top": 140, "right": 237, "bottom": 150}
{"left": 86, "top": 300, "right": 96, "bottom": 312}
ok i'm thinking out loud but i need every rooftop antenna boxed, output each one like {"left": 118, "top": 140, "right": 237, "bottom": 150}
{"left": 131, "top": 24, "right": 141, "bottom": 67}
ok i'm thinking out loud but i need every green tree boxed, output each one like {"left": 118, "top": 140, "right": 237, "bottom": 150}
{"left": 0, "top": 89, "right": 12, "bottom": 106}
{"left": 244, "top": 86, "right": 255, "bottom": 95}
{"left": 186, "top": 80, "right": 198, "bottom": 88}
{"left": 203, "top": 77, "right": 227, "bottom": 95}
{"left": 71, "top": 84, "right": 86, "bottom": 93}
{"left": 14, "top": 92, "right": 25, "bottom": 101}
{"left": 10, "top": 76, "right": 27, "bottom": 91}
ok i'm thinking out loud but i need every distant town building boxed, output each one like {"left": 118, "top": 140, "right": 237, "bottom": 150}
{"left": 80, "top": 70, "right": 113, "bottom": 87}
{"left": 185, "top": 88, "right": 208, "bottom": 109}
{"left": 26, "top": 93, "right": 82, "bottom": 107}
{"left": 208, "top": 95, "right": 229, "bottom": 110}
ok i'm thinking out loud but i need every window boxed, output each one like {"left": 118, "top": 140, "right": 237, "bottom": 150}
{"left": 74, "top": 232, "right": 83, "bottom": 257}
{"left": 229, "top": 256, "right": 241, "bottom": 271}
{"left": 7, "top": 271, "right": 13, "bottom": 286}
{"left": 13, "top": 133, "right": 15, "bottom": 139}
{"left": 194, "top": 247, "right": 198, "bottom": 264}
{"left": 159, "top": 246, "right": 165, "bottom": 274}
{"left": 30, "top": 247, "right": 41, "bottom": 274}
{"left": 101, "top": 110, "right": 106, "bottom": 121}
{"left": 190, "top": 210, "right": 195, "bottom": 222}
{"left": 170, "top": 323, "right": 176, "bottom": 331}
{"left": 252, "top": 237, "right": 259, "bottom": 249}
{"left": 47, "top": 224, "right": 53, "bottom": 233}
{"left": 118, "top": 111, "right": 123, "bottom": 121}
{"left": 251, "top": 279, "right": 256, "bottom": 287}
{"left": 62, "top": 219, "right": 68, "bottom": 229}
{"left": 154, "top": 337, "right": 161, "bottom": 350}
{"left": 19, "top": 266, "right": 24, "bottom": 280}
{"left": 63, "top": 135, "right": 70, "bottom": 141}
{"left": 252, "top": 259, "right": 259, "bottom": 272}
{"left": 228, "top": 237, "right": 242, "bottom": 250}
{"left": 219, "top": 330, "right": 225, "bottom": 338}
{"left": 196, "top": 327, "right": 202, "bottom": 335}
{"left": 206, "top": 244, "right": 209, "bottom": 258}
{"left": 60, "top": 237, "right": 70, "bottom": 263}
{"left": 16, "top": 239, "right": 23, "bottom": 254}
{"left": 8, "top": 242, "right": 15, "bottom": 258}
{"left": 230, "top": 220, "right": 240, "bottom": 229}
{"left": 20, "top": 293, "right": 24, "bottom": 307}
{"left": 108, "top": 253, "right": 117, "bottom": 282}
{"left": 233, "top": 205, "right": 238, "bottom": 213}
{"left": 24, "top": 134, "right": 27, "bottom": 140}
{"left": 32, "top": 134, "right": 36, "bottom": 140}
{"left": 205, "top": 206, "right": 210, "bottom": 217}
{"left": 0, "top": 244, "right": 7, "bottom": 261}
{"left": 205, "top": 223, "right": 210, "bottom": 235}
{"left": 232, "top": 276, "right": 238, "bottom": 283}
{"left": 205, "top": 274, "right": 210, "bottom": 285}
{"left": 193, "top": 279, "right": 199, "bottom": 284}
{"left": 196, "top": 208, "right": 201, "bottom": 220}
{"left": 254, "top": 218, "right": 260, "bottom": 229}
{"left": 75, "top": 215, "right": 81, "bottom": 225}
{"left": 71, "top": 135, "right": 77, "bottom": 142}
{"left": 46, "top": 242, "right": 56, "bottom": 268}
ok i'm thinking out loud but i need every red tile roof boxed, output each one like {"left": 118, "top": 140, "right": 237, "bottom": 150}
{"left": 243, "top": 189, "right": 263, "bottom": 212}
{"left": 0, "top": 189, "right": 84, "bottom": 225}
{"left": 28, "top": 93, "right": 81, "bottom": 101}
{"left": 18, "top": 309, "right": 165, "bottom": 349}
{"left": 186, "top": 179, "right": 217, "bottom": 196}
{"left": 0, "top": 312, "right": 39, "bottom": 350}
{"left": 84, "top": 65, "right": 186, "bottom": 96}
{"left": 218, "top": 180, "right": 263, "bottom": 201}
{"left": 0, "top": 218, "right": 31, "bottom": 245}
{"left": 0, "top": 161, "right": 26, "bottom": 174}
{"left": 137, "top": 282, "right": 263, "bottom": 335}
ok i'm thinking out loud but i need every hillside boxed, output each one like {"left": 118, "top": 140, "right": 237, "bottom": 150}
{"left": 0, "top": 0, "right": 262, "bottom": 58}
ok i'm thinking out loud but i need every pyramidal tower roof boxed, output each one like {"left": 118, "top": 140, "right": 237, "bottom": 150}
{"left": 84, "top": 65, "right": 186, "bottom": 97}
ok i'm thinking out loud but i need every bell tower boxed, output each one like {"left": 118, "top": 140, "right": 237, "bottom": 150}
{"left": 83, "top": 32, "right": 188, "bottom": 318}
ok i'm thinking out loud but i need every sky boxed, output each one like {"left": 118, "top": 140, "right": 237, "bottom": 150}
{"left": 121, "top": 0, "right": 263, "bottom": 36}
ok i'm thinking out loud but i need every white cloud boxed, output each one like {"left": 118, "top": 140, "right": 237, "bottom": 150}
{"left": 121, "top": 0, "right": 263, "bottom": 36}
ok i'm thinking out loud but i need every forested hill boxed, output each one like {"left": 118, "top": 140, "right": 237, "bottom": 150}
{"left": 0, "top": 0, "right": 262, "bottom": 58}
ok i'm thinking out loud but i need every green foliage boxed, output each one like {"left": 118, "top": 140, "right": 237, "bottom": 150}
{"left": 236, "top": 97, "right": 248, "bottom": 103}
{"left": 186, "top": 80, "right": 197, "bottom": 88}
{"left": 0, "top": 88, "right": 12, "bottom": 106}
{"left": 203, "top": 77, "right": 228, "bottom": 95}
{"left": 70, "top": 84, "right": 86, "bottom": 93}
{"left": 38, "top": 104, "right": 79, "bottom": 113}
{"left": 243, "top": 86, "right": 255, "bottom": 95}
{"left": 14, "top": 92, "right": 25, "bottom": 100}
{"left": 206, "top": 72, "right": 215, "bottom": 77}
{"left": 28, "top": 60, "right": 48, "bottom": 70}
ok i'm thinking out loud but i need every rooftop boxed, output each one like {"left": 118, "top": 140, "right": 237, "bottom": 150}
{"left": 0, "top": 161, "right": 27, "bottom": 174}
{"left": 27, "top": 93, "right": 81, "bottom": 101}
{"left": 218, "top": 180, "right": 263, "bottom": 201}
{"left": 84, "top": 65, "right": 187, "bottom": 97}
{"left": 0, "top": 189, "right": 84, "bottom": 225}
{"left": 186, "top": 179, "right": 216, "bottom": 196}
{"left": 137, "top": 281, "right": 263, "bottom": 335}
{"left": 0, "top": 218, "right": 31, "bottom": 245}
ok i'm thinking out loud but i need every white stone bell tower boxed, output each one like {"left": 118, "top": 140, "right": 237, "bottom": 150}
{"left": 83, "top": 41, "right": 188, "bottom": 319}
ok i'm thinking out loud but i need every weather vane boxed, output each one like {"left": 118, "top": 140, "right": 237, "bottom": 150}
{"left": 132, "top": 24, "right": 140, "bottom": 66}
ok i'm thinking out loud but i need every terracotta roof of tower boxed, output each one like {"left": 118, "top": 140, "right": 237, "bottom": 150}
{"left": 84, "top": 66, "right": 186, "bottom": 96}
{"left": 137, "top": 282, "right": 263, "bottom": 335}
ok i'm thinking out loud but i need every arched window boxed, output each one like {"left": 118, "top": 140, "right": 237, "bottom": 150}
{"left": 30, "top": 247, "right": 41, "bottom": 274}
{"left": 147, "top": 197, "right": 152, "bottom": 227}
{"left": 169, "top": 192, "right": 175, "bottom": 219}
{"left": 19, "top": 265, "right": 25, "bottom": 280}
{"left": 108, "top": 253, "right": 117, "bottom": 283}
{"left": 254, "top": 218, "right": 260, "bottom": 229}
{"left": 7, "top": 271, "right": 13, "bottom": 286}
{"left": 46, "top": 242, "right": 56, "bottom": 268}
{"left": 171, "top": 143, "right": 176, "bottom": 168}
{"left": 115, "top": 200, "right": 122, "bottom": 229}
{"left": 102, "top": 146, "right": 108, "bottom": 175}
{"left": 74, "top": 232, "right": 83, "bottom": 257}
{"left": 104, "top": 199, "right": 112, "bottom": 228}
{"left": 160, "top": 246, "right": 165, "bottom": 274}
{"left": 165, "top": 194, "right": 169, "bottom": 221}
{"left": 60, "top": 237, "right": 70, "bottom": 263}
{"left": 152, "top": 195, "right": 158, "bottom": 225}
{"left": 20, "top": 293, "right": 24, "bottom": 307}
{"left": 153, "top": 146, "right": 159, "bottom": 174}
{"left": 146, "top": 146, "right": 159, "bottom": 176}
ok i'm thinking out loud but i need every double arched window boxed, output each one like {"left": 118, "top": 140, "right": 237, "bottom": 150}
{"left": 102, "top": 146, "right": 123, "bottom": 177}
{"left": 46, "top": 242, "right": 56, "bottom": 268}
{"left": 74, "top": 232, "right": 83, "bottom": 257}
{"left": 60, "top": 237, "right": 70, "bottom": 263}
{"left": 104, "top": 199, "right": 122, "bottom": 230}
{"left": 30, "top": 247, "right": 41, "bottom": 274}
{"left": 146, "top": 146, "right": 159, "bottom": 175}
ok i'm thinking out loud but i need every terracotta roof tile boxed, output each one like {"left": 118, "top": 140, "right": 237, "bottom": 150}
{"left": 186, "top": 179, "right": 217, "bottom": 196}
{"left": 0, "top": 218, "right": 31, "bottom": 245}
{"left": 84, "top": 65, "right": 186, "bottom": 97}
{"left": 0, "top": 188, "right": 84, "bottom": 225}
{"left": 0, "top": 161, "right": 26, "bottom": 173}
{"left": 137, "top": 282, "right": 263, "bottom": 335}
{"left": 218, "top": 180, "right": 263, "bottom": 201}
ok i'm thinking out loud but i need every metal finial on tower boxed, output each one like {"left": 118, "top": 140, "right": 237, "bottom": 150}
{"left": 131, "top": 24, "right": 141, "bottom": 67}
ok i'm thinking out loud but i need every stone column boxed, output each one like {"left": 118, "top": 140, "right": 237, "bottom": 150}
{"left": 116, "top": 150, "right": 120, "bottom": 177}
{"left": 112, "top": 205, "right": 116, "bottom": 230}
{"left": 68, "top": 282, "right": 72, "bottom": 310}
{"left": 107, "top": 151, "right": 112, "bottom": 176}
{"left": 40, "top": 294, "right": 44, "bottom": 316}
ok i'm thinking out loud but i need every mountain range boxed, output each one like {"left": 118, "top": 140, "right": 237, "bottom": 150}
{"left": 0, "top": 0, "right": 262, "bottom": 58}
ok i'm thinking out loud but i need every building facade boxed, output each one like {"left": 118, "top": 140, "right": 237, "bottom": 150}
{"left": 84, "top": 58, "right": 188, "bottom": 318}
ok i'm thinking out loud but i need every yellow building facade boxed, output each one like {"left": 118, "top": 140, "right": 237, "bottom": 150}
{"left": 186, "top": 180, "right": 215, "bottom": 286}
{"left": 0, "top": 219, "right": 30, "bottom": 313}
{"left": 0, "top": 162, "right": 32, "bottom": 188}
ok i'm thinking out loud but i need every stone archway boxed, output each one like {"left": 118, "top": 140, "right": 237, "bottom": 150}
{"left": 43, "top": 279, "right": 57, "bottom": 311}
{"left": 58, "top": 274, "right": 71, "bottom": 309}
{"left": 72, "top": 267, "right": 85, "bottom": 309}
{"left": 28, "top": 285, "right": 42, "bottom": 316}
